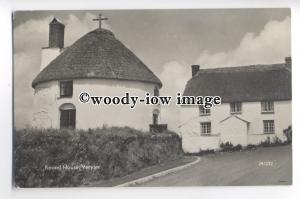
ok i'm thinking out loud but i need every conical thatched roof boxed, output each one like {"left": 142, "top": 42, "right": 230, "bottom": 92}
{"left": 32, "top": 28, "right": 162, "bottom": 88}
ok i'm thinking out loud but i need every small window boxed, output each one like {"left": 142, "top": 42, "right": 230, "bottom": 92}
{"left": 261, "top": 101, "right": 274, "bottom": 113}
{"left": 154, "top": 86, "right": 159, "bottom": 97}
{"left": 201, "top": 122, "right": 211, "bottom": 135}
{"left": 230, "top": 102, "right": 242, "bottom": 114}
{"left": 199, "top": 105, "right": 211, "bottom": 116}
{"left": 263, "top": 120, "right": 274, "bottom": 134}
{"left": 60, "top": 80, "right": 73, "bottom": 97}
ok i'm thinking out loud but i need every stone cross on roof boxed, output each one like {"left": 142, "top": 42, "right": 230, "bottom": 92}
{"left": 93, "top": 13, "right": 108, "bottom": 29}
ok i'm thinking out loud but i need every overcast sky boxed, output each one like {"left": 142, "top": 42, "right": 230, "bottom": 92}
{"left": 13, "top": 9, "right": 291, "bottom": 130}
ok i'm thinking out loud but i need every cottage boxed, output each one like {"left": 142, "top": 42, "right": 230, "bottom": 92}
{"left": 31, "top": 16, "right": 162, "bottom": 131}
{"left": 180, "top": 58, "right": 292, "bottom": 153}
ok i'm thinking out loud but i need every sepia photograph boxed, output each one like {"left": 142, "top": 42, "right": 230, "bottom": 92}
{"left": 13, "top": 9, "right": 292, "bottom": 187}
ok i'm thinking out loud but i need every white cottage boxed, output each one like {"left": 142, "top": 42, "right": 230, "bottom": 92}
{"left": 180, "top": 58, "right": 292, "bottom": 153}
{"left": 32, "top": 17, "right": 162, "bottom": 131}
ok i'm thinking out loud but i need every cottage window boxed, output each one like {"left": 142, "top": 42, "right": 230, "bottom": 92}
{"left": 201, "top": 122, "right": 211, "bottom": 135}
{"left": 261, "top": 101, "right": 274, "bottom": 113}
{"left": 60, "top": 80, "right": 73, "bottom": 97}
{"left": 230, "top": 102, "right": 242, "bottom": 114}
{"left": 199, "top": 105, "right": 211, "bottom": 116}
{"left": 263, "top": 120, "right": 274, "bottom": 134}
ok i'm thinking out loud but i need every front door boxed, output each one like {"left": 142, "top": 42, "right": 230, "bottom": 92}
{"left": 60, "top": 109, "right": 76, "bottom": 129}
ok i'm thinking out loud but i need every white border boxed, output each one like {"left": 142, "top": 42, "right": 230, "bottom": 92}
{"left": 1, "top": 0, "right": 299, "bottom": 199}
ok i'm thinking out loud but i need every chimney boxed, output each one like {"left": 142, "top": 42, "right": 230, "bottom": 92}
{"left": 285, "top": 56, "right": 291, "bottom": 68}
{"left": 191, "top": 65, "right": 200, "bottom": 77}
{"left": 49, "top": 18, "right": 65, "bottom": 48}
{"left": 40, "top": 18, "right": 65, "bottom": 71}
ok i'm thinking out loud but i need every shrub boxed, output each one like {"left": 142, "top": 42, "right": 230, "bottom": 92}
{"left": 220, "top": 142, "right": 234, "bottom": 152}
{"left": 272, "top": 136, "right": 283, "bottom": 146}
{"left": 185, "top": 148, "right": 215, "bottom": 156}
{"left": 233, "top": 144, "right": 242, "bottom": 151}
{"left": 220, "top": 142, "right": 243, "bottom": 152}
{"left": 198, "top": 149, "right": 215, "bottom": 155}
{"left": 14, "top": 127, "right": 183, "bottom": 187}
{"left": 259, "top": 136, "right": 283, "bottom": 147}
{"left": 283, "top": 126, "right": 292, "bottom": 144}
{"left": 246, "top": 144, "right": 257, "bottom": 150}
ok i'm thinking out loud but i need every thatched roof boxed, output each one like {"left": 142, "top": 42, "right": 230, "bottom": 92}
{"left": 32, "top": 28, "right": 162, "bottom": 88}
{"left": 183, "top": 63, "right": 291, "bottom": 103}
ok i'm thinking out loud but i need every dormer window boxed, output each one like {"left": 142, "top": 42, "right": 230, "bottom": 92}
{"left": 199, "top": 105, "right": 211, "bottom": 116}
{"left": 230, "top": 102, "right": 242, "bottom": 114}
{"left": 261, "top": 101, "right": 274, "bottom": 113}
{"left": 60, "top": 80, "right": 73, "bottom": 97}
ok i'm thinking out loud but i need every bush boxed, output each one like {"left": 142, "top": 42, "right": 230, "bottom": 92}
{"left": 185, "top": 149, "right": 215, "bottom": 156}
{"left": 14, "top": 127, "right": 183, "bottom": 187}
{"left": 283, "top": 126, "right": 292, "bottom": 144}
{"left": 220, "top": 142, "right": 243, "bottom": 152}
{"left": 259, "top": 136, "right": 283, "bottom": 147}
{"left": 220, "top": 142, "right": 234, "bottom": 152}
{"left": 246, "top": 144, "right": 257, "bottom": 150}
{"left": 233, "top": 144, "right": 242, "bottom": 151}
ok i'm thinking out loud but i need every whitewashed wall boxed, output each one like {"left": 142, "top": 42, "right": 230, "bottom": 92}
{"left": 219, "top": 116, "right": 248, "bottom": 146}
{"left": 180, "top": 101, "right": 292, "bottom": 152}
{"left": 32, "top": 79, "right": 160, "bottom": 131}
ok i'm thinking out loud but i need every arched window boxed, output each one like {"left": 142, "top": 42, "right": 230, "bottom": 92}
{"left": 59, "top": 103, "right": 76, "bottom": 129}
{"left": 154, "top": 86, "right": 159, "bottom": 97}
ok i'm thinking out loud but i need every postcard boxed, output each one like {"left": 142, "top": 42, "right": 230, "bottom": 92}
{"left": 13, "top": 9, "right": 292, "bottom": 187}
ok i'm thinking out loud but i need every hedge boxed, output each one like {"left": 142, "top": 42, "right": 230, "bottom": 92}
{"left": 14, "top": 127, "right": 183, "bottom": 187}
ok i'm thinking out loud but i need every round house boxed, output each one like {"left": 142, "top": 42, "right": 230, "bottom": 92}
{"left": 32, "top": 17, "right": 162, "bottom": 131}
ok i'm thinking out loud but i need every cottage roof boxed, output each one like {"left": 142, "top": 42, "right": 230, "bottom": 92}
{"left": 32, "top": 28, "right": 162, "bottom": 88}
{"left": 183, "top": 63, "right": 291, "bottom": 103}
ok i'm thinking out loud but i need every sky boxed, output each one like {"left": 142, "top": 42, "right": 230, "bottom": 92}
{"left": 13, "top": 9, "right": 291, "bottom": 130}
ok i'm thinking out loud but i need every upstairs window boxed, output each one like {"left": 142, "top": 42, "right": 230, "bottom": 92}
{"left": 263, "top": 120, "right": 275, "bottom": 134}
{"left": 230, "top": 102, "right": 242, "bottom": 114}
{"left": 199, "top": 105, "right": 211, "bottom": 116}
{"left": 60, "top": 80, "right": 73, "bottom": 97}
{"left": 201, "top": 122, "right": 211, "bottom": 135}
{"left": 261, "top": 101, "right": 274, "bottom": 113}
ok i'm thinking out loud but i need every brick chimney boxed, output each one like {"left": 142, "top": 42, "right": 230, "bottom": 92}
{"left": 40, "top": 18, "right": 65, "bottom": 71}
{"left": 191, "top": 65, "right": 200, "bottom": 77}
{"left": 49, "top": 18, "right": 65, "bottom": 48}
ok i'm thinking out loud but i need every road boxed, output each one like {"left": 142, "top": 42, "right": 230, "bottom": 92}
{"left": 133, "top": 145, "right": 292, "bottom": 186}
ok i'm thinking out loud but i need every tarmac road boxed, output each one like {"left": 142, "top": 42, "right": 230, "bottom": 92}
{"left": 133, "top": 145, "right": 292, "bottom": 186}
